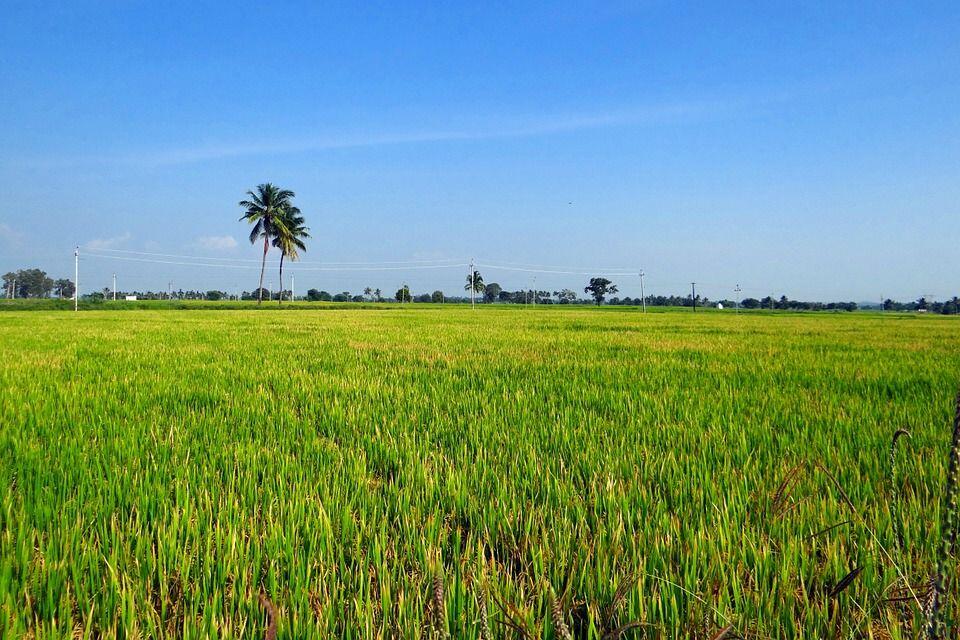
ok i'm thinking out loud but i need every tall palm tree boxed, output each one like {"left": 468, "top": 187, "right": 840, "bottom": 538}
{"left": 272, "top": 209, "right": 310, "bottom": 305}
{"left": 239, "top": 184, "right": 297, "bottom": 304}
{"left": 464, "top": 270, "right": 484, "bottom": 294}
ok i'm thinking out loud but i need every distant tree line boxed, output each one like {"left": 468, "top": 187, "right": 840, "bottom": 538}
{"left": 3, "top": 269, "right": 74, "bottom": 299}
{"left": 883, "top": 297, "right": 960, "bottom": 314}
{"left": 5, "top": 265, "right": 959, "bottom": 314}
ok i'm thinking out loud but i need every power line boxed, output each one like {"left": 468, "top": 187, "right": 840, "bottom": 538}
{"left": 90, "top": 247, "right": 463, "bottom": 266}
{"left": 474, "top": 257, "right": 642, "bottom": 272}
{"left": 476, "top": 262, "right": 638, "bottom": 276}
{"left": 84, "top": 252, "right": 467, "bottom": 271}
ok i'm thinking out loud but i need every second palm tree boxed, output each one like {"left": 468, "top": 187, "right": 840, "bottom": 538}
{"left": 273, "top": 209, "right": 310, "bottom": 304}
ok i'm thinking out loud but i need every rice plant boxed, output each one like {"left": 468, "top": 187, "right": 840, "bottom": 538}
{"left": 0, "top": 306, "right": 957, "bottom": 638}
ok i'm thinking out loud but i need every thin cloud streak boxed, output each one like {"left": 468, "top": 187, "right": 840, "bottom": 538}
{"left": 192, "top": 235, "right": 238, "bottom": 251}
{"left": 0, "top": 223, "right": 25, "bottom": 247}
{"left": 16, "top": 95, "right": 771, "bottom": 169}
{"left": 84, "top": 232, "right": 131, "bottom": 251}
{"left": 112, "top": 100, "right": 729, "bottom": 166}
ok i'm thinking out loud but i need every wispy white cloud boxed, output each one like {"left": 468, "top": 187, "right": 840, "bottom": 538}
{"left": 192, "top": 235, "right": 238, "bottom": 251}
{"left": 0, "top": 222, "right": 24, "bottom": 246}
{"left": 85, "top": 232, "right": 131, "bottom": 251}
{"left": 10, "top": 95, "right": 770, "bottom": 170}
{"left": 113, "top": 103, "right": 720, "bottom": 166}
{"left": 8, "top": 87, "right": 812, "bottom": 170}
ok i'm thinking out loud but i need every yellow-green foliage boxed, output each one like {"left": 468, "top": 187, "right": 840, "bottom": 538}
{"left": 0, "top": 307, "right": 957, "bottom": 638}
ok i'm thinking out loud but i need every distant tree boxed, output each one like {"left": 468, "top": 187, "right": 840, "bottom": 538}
{"left": 584, "top": 277, "right": 617, "bottom": 306}
{"left": 351, "top": 295, "right": 365, "bottom": 303}
{"left": 465, "top": 270, "right": 484, "bottom": 297}
{"left": 395, "top": 286, "right": 411, "bottom": 303}
{"left": 415, "top": 293, "right": 431, "bottom": 303}
{"left": 741, "top": 298, "right": 760, "bottom": 309}
{"left": 942, "top": 297, "right": 960, "bottom": 315}
{"left": 510, "top": 290, "right": 529, "bottom": 304}
{"left": 916, "top": 297, "right": 928, "bottom": 311}
{"left": 54, "top": 278, "right": 75, "bottom": 299}
{"left": 206, "top": 290, "right": 225, "bottom": 301}
{"left": 306, "top": 288, "right": 323, "bottom": 301}
{"left": 555, "top": 289, "right": 577, "bottom": 304}
{"left": 431, "top": 290, "right": 445, "bottom": 303}
{"left": 484, "top": 282, "right": 502, "bottom": 303}
{"left": 363, "top": 287, "right": 373, "bottom": 301}
{"left": 333, "top": 291, "right": 351, "bottom": 302}
{"left": 5, "top": 269, "right": 55, "bottom": 298}
{"left": 251, "top": 287, "right": 271, "bottom": 301}
{"left": 319, "top": 290, "right": 332, "bottom": 301}
{"left": 374, "top": 288, "right": 382, "bottom": 302}
{"left": 2, "top": 272, "right": 15, "bottom": 298}
{"left": 239, "top": 183, "right": 298, "bottom": 304}
{"left": 498, "top": 290, "right": 512, "bottom": 303}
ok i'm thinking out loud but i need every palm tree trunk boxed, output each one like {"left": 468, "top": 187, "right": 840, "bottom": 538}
{"left": 258, "top": 235, "right": 268, "bottom": 304}
{"left": 278, "top": 254, "right": 284, "bottom": 305}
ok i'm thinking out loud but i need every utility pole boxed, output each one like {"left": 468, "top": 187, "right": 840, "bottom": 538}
{"left": 291, "top": 275, "right": 295, "bottom": 302}
{"left": 74, "top": 247, "right": 79, "bottom": 311}
{"left": 167, "top": 281, "right": 172, "bottom": 300}
{"left": 469, "top": 259, "right": 475, "bottom": 310}
{"left": 113, "top": 273, "right": 117, "bottom": 301}
{"left": 533, "top": 276, "right": 537, "bottom": 307}
{"left": 639, "top": 270, "right": 646, "bottom": 313}
{"left": 691, "top": 282, "right": 697, "bottom": 312}
{"left": 734, "top": 284, "right": 741, "bottom": 314}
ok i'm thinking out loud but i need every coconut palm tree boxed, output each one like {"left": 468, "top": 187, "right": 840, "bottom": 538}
{"left": 272, "top": 209, "right": 310, "bottom": 305}
{"left": 464, "top": 270, "right": 484, "bottom": 294}
{"left": 239, "top": 184, "right": 298, "bottom": 304}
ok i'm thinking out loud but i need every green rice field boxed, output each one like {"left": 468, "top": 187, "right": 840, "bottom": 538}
{"left": 0, "top": 307, "right": 958, "bottom": 638}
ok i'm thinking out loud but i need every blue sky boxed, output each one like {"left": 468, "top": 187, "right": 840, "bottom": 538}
{"left": 1, "top": 1, "right": 958, "bottom": 301}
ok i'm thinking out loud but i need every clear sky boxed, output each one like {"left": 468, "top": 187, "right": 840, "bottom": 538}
{"left": 1, "top": 1, "right": 958, "bottom": 302}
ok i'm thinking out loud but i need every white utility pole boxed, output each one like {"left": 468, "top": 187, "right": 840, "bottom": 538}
{"left": 639, "top": 270, "right": 646, "bottom": 313}
{"left": 469, "top": 259, "right": 475, "bottom": 309}
{"left": 734, "top": 284, "right": 742, "bottom": 313}
{"left": 112, "top": 273, "right": 117, "bottom": 301}
{"left": 691, "top": 282, "right": 697, "bottom": 312}
{"left": 74, "top": 247, "right": 79, "bottom": 311}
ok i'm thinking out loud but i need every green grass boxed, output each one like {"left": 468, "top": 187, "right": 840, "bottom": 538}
{"left": 0, "top": 307, "right": 957, "bottom": 638}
